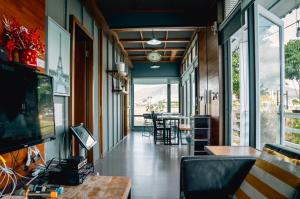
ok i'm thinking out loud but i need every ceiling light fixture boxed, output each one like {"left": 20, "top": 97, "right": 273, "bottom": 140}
{"left": 150, "top": 65, "right": 160, "bottom": 69}
{"left": 147, "top": 38, "right": 162, "bottom": 45}
{"left": 146, "top": 29, "right": 162, "bottom": 45}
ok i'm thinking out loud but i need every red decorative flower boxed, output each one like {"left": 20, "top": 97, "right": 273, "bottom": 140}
{"left": 6, "top": 39, "right": 15, "bottom": 52}
{"left": 2, "top": 16, "right": 45, "bottom": 56}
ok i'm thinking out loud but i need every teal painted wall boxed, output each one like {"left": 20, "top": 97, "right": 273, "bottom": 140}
{"left": 132, "top": 62, "right": 180, "bottom": 78}
{"left": 46, "top": 0, "right": 127, "bottom": 161}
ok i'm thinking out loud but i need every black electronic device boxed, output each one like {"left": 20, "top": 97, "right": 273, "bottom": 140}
{"left": 0, "top": 62, "right": 56, "bottom": 154}
{"left": 48, "top": 162, "right": 94, "bottom": 186}
{"left": 59, "top": 156, "right": 87, "bottom": 170}
{"left": 70, "top": 124, "right": 97, "bottom": 150}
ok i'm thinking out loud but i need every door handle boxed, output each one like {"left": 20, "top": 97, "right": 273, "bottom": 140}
{"left": 276, "top": 90, "right": 279, "bottom": 106}
{"left": 285, "top": 90, "right": 289, "bottom": 110}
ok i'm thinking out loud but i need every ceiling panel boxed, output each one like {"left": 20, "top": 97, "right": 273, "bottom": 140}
{"left": 96, "top": 0, "right": 216, "bottom": 64}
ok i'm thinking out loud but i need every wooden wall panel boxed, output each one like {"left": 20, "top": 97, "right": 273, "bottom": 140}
{"left": 0, "top": 0, "right": 45, "bottom": 188}
{"left": 0, "top": 0, "right": 45, "bottom": 42}
{"left": 198, "top": 30, "right": 207, "bottom": 115}
{"left": 206, "top": 28, "right": 220, "bottom": 145}
{"left": 197, "top": 27, "right": 221, "bottom": 146}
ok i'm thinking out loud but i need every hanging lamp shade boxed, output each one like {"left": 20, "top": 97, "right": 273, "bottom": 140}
{"left": 146, "top": 38, "right": 162, "bottom": 45}
{"left": 147, "top": 30, "right": 162, "bottom": 45}
{"left": 150, "top": 65, "right": 160, "bottom": 69}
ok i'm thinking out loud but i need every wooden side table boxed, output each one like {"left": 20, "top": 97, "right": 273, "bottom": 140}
{"left": 59, "top": 176, "right": 131, "bottom": 199}
{"left": 204, "top": 146, "right": 261, "bottom": 157}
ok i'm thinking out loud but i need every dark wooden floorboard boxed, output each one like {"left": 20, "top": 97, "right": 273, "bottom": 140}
{"left": 95, "top": 132, "right": 189, "bottom": 199}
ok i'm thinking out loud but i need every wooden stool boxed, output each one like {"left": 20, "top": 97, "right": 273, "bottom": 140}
{"left": 179, "top": 124, "right": 192, "bottom": 145}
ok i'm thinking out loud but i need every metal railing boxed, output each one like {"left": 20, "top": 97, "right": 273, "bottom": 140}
{"left": 284, "top": 112, "right": 300, "bottom": 150}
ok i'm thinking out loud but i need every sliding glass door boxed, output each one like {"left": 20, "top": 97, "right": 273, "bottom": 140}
{"left": 254, "top": 4, "right": 284, "bottom": 149}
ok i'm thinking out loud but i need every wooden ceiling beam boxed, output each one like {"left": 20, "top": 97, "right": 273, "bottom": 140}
{"left": 129, "top": 55, "right": 182, "bottom": 59}
{"left": 112, "top": 27, "right": 199, "bottom": 32}
{"left": 81, "top": 0, "right": 133, "bottom": 68}
{"left": 120, "top": 38, "right": 190, "bottom": 43}
{"left": 170, "top": 51, "right": 178, "bottom": 62}
{"left": 139, "top": 31, "right": 146, "bottom": 55}
{"left": 132, "top": 60, "right": 180, "bottom": 63}
{"left": 105, "top": 8, "right": 186, "bottom": 13}
{"left": 125, "top": 48, "right": 185, "bottom": 52}
{"left": 164, "top": 31, "right": 168, "bottom": 56}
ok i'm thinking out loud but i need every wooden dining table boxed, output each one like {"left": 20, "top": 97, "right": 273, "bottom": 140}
{"left": 204, "top": 146, "right": 261, "bottom": 157}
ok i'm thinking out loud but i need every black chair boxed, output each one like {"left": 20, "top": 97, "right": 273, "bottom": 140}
{"left": 152, "top": 113, "right": 171, "bottom": 144}
{"left": 180, "top": 144, "right": 300, "bottom": 199}
{"left": 142, "top": 113, "right": 153, "bottom": 137}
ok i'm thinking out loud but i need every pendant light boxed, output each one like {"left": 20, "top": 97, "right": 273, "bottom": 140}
{"left": 150, "top": 65, "right": 160, "bottom": 69}
{"left": 146, "top": 29, "right": 161, "bottom": 45}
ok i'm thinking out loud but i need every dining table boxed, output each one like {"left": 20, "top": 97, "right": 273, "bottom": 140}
{"left": 157, "top": 114, "right": 190, "bottom": 145}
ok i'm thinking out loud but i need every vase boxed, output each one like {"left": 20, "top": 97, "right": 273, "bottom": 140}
{"left": 117, "top": 62, "right": 125, "bottom": 73}
{"left": 12, "top": 49, "right": 20, "bottom": 62}
{"left": 20, "top": 49, "right": 37, "bottom": 67}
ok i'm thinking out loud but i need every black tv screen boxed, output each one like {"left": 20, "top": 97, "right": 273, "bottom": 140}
{"left": 0, "top": 62, "right": 55, "bottom": 154}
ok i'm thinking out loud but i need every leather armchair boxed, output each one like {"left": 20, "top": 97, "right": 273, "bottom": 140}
{"left": 180, "top": 144, "right": 300, "bottom": 199}
{"left": 180, "top": 156, "right": 256, "bottom": 199}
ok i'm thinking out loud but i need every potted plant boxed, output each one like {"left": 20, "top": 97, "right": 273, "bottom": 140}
{"left": 2, "top": 16, "right": 44, "bottom": 67}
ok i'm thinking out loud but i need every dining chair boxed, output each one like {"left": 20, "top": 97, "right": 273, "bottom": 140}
{"left": 142, "top": 113, "right": 153, "bottom": 137}
{"left": 179, "top": 117, "right": 192, "bottom": 145}
{"left": 152, "top": 113, "right": 171, "bottom": 144}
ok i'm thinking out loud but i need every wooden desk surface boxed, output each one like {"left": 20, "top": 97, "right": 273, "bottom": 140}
{"left": 204, "top": 146, "right": 261, "bottom": 157}
{"left": 59, "top": 176, "right": 131, "bottom": 199}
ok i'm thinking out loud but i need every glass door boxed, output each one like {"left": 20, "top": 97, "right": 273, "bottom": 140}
{"left": 230, "top": 23, "right": 249, "bottom": 146}
{"left": 255, "top": 3, "right": 284, "bottom": 149}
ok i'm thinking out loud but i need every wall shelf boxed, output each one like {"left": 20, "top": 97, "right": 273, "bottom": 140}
{"left": 107, "top": 70, "right": 128, "bottom": 83}
{"left": 107, "top": 70, "right": 128, "bottom": 94}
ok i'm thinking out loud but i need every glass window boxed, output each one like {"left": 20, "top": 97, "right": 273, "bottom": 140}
{"left": 171, "top": 84, "right": 179, "bottom": 113}
{"left": 186, "top": 79, "right": 191, "bottom": 116}
{"left": 183, "top": 83, "right": 187, "bottom": 116}
{"left": 283, "top": 7, "right": 300, "bottom": 149}
{"left": 191, "top": 71, "right": 196, "bottom": 116}
{"left": 256, "top": 7, "right": 283, "bottom": 149}
{"left": 133, "top": 84, "right": 167, "bottom": 126}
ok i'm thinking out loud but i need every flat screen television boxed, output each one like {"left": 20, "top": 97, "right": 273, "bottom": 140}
{"left": 0, "top": 62, "right": 56, "bottom": 154}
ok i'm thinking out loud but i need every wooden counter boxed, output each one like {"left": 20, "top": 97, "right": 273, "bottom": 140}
{"left": 59, "top": 176, "right": 131, "bottom": 199}
{"left": 204, "top": 146, "right": 261, "bottom": 157}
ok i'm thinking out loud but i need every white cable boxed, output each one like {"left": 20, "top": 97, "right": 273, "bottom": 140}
{"left": 32, "top": 146, "right": 46, "bottom": 166}
{"left": 0, "top": 170, "right": 5, "bottom": 184}
{"left": 0, "top": 172, "right": 9, "bottom": 197}
{"left": 0, "top": 165, "right": 17, "bottom": 196}
{"left": 0, "top": 172, "right": 8, "bottom": 197}
{"left": 13, "top": 170, "right": 32, "bottom": 179}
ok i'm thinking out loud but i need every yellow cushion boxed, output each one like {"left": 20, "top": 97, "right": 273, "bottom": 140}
{"left": 233, "top": 147, "right": 300, "bottom": 199}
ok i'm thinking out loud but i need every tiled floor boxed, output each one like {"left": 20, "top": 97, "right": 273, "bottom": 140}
{"left": 95, "top": 132, "right": 189, "bottom": 199}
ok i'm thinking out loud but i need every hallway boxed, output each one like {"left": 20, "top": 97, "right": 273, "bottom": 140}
{"left": 95, "top": 132, "right": 189, "bottom": 199}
